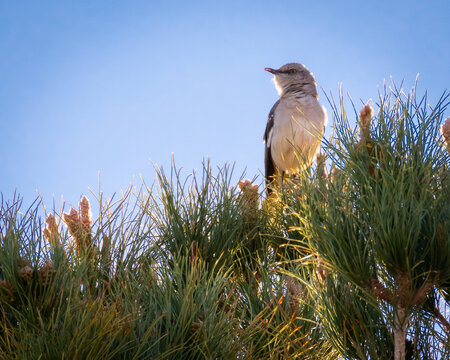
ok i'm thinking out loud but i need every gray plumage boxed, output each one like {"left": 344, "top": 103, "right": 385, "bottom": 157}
{"left": 263, "top": 63, "right": 327, "bottom": 193}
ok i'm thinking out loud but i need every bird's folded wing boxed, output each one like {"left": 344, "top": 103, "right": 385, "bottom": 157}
{"left": 264, "top": 99, "right": 280, "bottom": 185}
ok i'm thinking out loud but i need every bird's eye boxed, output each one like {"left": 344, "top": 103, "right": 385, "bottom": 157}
{"left": 289, "top": 69, "right": 297, "bottom": 74}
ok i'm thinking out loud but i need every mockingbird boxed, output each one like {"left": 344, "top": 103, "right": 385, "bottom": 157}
{"left": 263, "top": 63, "right": 327, "bottom": 193}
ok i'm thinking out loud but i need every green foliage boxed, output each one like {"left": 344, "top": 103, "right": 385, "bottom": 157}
{"left": 282, "top": 86, "right": 449, "bottom": 359}
{"left": 0, "top": 163, "right": 333, "bottom": 359}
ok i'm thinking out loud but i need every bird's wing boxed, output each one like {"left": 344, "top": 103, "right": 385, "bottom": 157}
{"left": 264, "top": 99, "right": 280, "bottom": 190}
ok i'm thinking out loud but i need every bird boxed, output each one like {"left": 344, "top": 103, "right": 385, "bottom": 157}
{"left": 263, "top": 63, "right": 327, "bottom": 194}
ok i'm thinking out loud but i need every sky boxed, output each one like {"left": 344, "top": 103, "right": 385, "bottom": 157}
{"left": 1, "top": 0, "right": 449, "bottom": 213}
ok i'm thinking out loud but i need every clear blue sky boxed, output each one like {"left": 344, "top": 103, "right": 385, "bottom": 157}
{"left": 1, "top": 0, "right": 449, "bottom": 211}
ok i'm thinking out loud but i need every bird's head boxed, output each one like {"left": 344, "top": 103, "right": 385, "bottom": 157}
{"left": 265, "top": 63, "right": 318, "bottom": 98}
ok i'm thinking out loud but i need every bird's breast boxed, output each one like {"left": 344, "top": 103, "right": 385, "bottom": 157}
{"left": 270, "top": 98, "right": 327, "bottom": 173}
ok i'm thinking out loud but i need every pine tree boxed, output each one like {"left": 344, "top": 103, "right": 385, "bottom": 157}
{"left": 0, "top": 85, "right": 448, "bottom": 359}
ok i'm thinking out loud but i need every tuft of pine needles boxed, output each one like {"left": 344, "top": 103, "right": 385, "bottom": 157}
{"left": 283, "top": 84, "right": 449, "bottom": 360}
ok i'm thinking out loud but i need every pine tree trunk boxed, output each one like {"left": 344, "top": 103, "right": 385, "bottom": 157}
{"left": 394, "top": 306, "right": 409, "bottom": 360}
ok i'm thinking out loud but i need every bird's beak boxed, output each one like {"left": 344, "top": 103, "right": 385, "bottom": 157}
{"left": 265, "top": 67, "right": 279, "bottom": 75}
